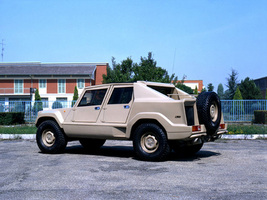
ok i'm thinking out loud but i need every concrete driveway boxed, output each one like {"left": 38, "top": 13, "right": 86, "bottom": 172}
{"left": 0, "top": 139, "right": 266, "bottom": 200}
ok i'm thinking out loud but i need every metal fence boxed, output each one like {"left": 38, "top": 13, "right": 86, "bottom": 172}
{"left": 221, "top": 100, "right": 267, "bottom": 122}
{"left": 0, "top": 100, "right": 76, "bottom": 122}
{"left": 0, "top": 99, "right": 266, "bottom": 123}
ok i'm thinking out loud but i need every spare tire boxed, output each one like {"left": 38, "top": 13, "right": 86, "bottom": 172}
{"left": 196, "top": 92, "right": 221, "bottom": 136}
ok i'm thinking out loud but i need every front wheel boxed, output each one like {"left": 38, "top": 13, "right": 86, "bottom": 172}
{"left": 133, "top": 123, "right": 170, "bottom": 161}
{"left": 36, "top": 120, "right": 67, "bottom": 153}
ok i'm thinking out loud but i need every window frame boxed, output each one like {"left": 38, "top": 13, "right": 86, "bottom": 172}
{"left": 41, "top": 98, "right": 49, "bottom": 108}
{"left": 58, "top": 79, "right": 66, "bottom": 94}
{"left": 14, "top": 79, "right": 23, "bottom": 94}
{"left": 77, "top": 79, "right": 85, "bottom": 89}
{"left": 39, "top": 79, "right": 47, "bottom": 89}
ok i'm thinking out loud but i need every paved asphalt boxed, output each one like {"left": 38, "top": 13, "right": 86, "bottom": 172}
{"left": 0, "top": 139, "right": 266, "bottom": 200}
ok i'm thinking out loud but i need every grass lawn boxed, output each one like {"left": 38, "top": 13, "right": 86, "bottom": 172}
{"left": 227, "top": 124, "right": 266, "bottom": 135}
{"left": 0, "top": 125, "right": 37, "bottom": 134}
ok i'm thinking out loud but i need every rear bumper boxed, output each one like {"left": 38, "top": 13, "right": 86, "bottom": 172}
{"left": 167, "top": 124, "right": 228, "bottom": 140}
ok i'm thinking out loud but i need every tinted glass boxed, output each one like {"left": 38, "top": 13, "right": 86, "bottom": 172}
{"left": 108, "top": 87, "right": 133, "bottom": 104}
{"left": 78, "top": 89, "right": 107, "bottom": 107}
{"left": 148, "top": 86, "right": 172, "bottom": 96}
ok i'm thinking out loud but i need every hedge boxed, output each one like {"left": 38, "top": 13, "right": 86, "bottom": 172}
{"left": 0, "top": 112, "right": 25, "bottom": 125}
{"left": 254, "top": 110, "right": 267, "bottom": 124}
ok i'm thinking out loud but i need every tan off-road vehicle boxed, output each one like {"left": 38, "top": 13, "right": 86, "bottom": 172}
{"left": 36, "top": 81, "right": 227, "bottom": 161}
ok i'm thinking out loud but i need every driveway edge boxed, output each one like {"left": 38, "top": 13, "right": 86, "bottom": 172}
{"left": 0, "top": 134, "right": 36, "bottom": 140}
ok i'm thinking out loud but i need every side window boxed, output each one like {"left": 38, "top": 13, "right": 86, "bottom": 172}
{"left": 78, "top": 89, "right": 107, "bottom": 107}
{"left": 108, "top": 87, "right": 133, "bottom": 104}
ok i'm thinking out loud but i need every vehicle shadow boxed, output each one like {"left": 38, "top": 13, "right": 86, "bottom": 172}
{"left": 65, "top": 145, "right": 135, "bottom": 158}
{"left": 168, "top": 150, "right": 221, "bottom": 162}
{"left": 64, "top": 144, "right": 221, "bottom": 162}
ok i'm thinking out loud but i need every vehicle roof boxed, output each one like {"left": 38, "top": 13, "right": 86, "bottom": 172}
{"left": 84, "top": 81, "right": 175, "bottom": 89}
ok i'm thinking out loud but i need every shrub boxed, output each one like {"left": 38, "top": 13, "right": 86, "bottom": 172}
{"left": 72, "top": 86, "right": 79, "bottom": 107}
{"left": 33, "top": 89, "right": 43, "bottom": 114}
{"left": 52, "top": 101, "right": 63, "bottom": 109}
{"left": 0, "top": 112, "right": 25, "bottom": 125}
{"left": 254, "top": 110, "right": 267, "bottom": 124}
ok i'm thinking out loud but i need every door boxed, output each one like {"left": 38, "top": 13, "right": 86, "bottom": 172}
{"left": 72, "top": 88, "right": 108, "bottom": 122}
{"left": 102, "top": 86, "right": 133, "bottom": 123}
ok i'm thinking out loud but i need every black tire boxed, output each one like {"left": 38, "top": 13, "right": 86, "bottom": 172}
{"left": 133, "top": 123, "right": 171, "bottom": 161}
{"left": 196, "top": 92, "right": 221, "bottom": 135}
{"left": 79, "top": 139, "right": 106, "bottom": 151}
{"left": 171, "top": 141, "right": 203, "bottom": 156}
{"left": 36, "top": 120, "right": 67, "bottom": 153}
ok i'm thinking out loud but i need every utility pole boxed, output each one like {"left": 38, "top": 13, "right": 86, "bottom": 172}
{"left": 0, "top": 39, "right": 4, "bottom": 62}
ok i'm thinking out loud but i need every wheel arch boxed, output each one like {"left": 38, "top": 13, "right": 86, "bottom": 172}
{"left": 36, "top": 117, "right": 62, "bottom": 129}
{"left": 129, "top": 119, "right": 167, "bottom": 140}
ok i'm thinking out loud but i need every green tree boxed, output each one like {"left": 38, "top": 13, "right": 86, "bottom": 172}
{"left": 103, "top": 57, "right": 134, "bottom": 83}
{"left": 172, "top": 76, "right": 193, "bottom": 94}
{"left": 103, "top": 52, "right": 176, "bottom": 84}
{"left": 33, "top": 89, "right": 43, "bottom": 114}
{"left": 239, "top": 77, "right": 262, "bottom": 99}
{"left": 207, "top": 83, "right": 214, "bottom": 92}
{"left": 201, "top": 87, "right": 207, "bottom": 93}
{"left": 232, "top": 86, "right": 244, "bottom": 115}
{"left": 194, "top": 86, "right": 198, "bottom": 95}
{"left": 225, "top": 69, "right": 238, "bottom": 99}
{"left": 217, "top": 83, "right": 224, "bottom": 99}
{"left": 265, "top": 89, "right": 267, "bottom": 99}
{"left": 72, "top": 86, "right": 79, "bottom": 106}
{"left": 133, "top": 52, "right": 175, "bottom": 83}
{"left": 233, "top": 87, "right": 243, "bottom": 100}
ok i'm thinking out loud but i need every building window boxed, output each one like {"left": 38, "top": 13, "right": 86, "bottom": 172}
{"left": 77, "top": 79, "right": 85, "bottom": 89}
{"left": 56, "top": 97, "right": 67, "bottom": 108}
{"left": 42, "top": 98, "right": 49, "bottom": 108}
{"left": 14, "top": 80, "right": 23, "bottom": 94}
{"left": 39, "top": 79, "right": 47, "bottom": 89}
{"left": 58, "top": 79, "right": 66, "bottom": 94}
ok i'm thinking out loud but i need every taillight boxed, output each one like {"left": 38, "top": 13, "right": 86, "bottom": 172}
{"left": 192, "top": 125, "right": 201, "bottom": 132}
{"left": 219, "top": 124, "right": 225, "bottom": 129}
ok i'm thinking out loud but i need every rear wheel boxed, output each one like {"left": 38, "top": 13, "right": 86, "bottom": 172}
{"left": 79, "top": 138, "right": 106, "bottom": 151}
{"left": 133, "top": 123, "right": 170, "bottom": 161}
{"left": 36, "top": 120, "right": 67, "bottom": 153}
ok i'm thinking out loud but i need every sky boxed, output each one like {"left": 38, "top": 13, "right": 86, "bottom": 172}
{"left": 0, "top": 0, "right": 267, "bottom": 90}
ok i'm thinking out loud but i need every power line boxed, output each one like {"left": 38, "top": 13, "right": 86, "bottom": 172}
{"left": 0, "top": 39, "right": 5, "bottom": 62}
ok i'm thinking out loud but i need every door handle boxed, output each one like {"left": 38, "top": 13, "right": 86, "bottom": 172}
{"left": 124, "top": 105, "right": 130, "bottom": 109}
{"left": 95, "top": 107, "right": 100, "bottom": 110}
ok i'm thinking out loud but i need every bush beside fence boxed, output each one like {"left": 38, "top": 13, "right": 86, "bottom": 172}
{"left": 0, "top": 112, "right": 25, "bottom": 125}
{"left": 254, "top": 110, "right": 267, "bottom": 124}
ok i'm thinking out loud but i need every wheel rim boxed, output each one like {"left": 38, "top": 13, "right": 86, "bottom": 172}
{"left": 42, "top": 129, "right": 56, "bottom": 147}
{"left": 140, "top": 133, "right": 159, "bottom": 153}
{"left": 210, "top": 102, "right": 218, "bottom": 122}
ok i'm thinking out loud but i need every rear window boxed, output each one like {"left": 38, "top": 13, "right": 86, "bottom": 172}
{"left": 147, "top": 86, "right": 173, "bottom": 97}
